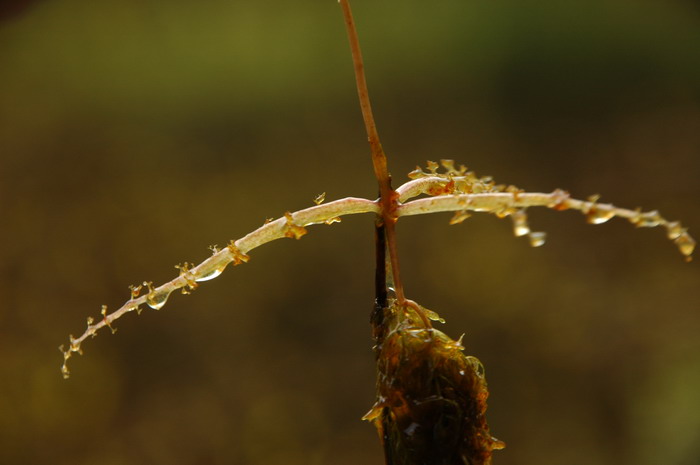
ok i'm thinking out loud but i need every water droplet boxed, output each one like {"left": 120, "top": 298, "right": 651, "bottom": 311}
{"left": 665, "top": 221, "right": 684, "bottom": 240}
{"left": 449, "top": 210, "right": 471, "bottom": 225}
{"left": 586, "top": 207, "right": 615, "bottom": 225}
{"left": 313, "top": 192, "right": 326, "bottom": 205}
{"left": 125, "top": 303, "right": 138, "bottom": 313}
{"left": 147, "top": 288, "right": 172, "bottom": 310}
{"left": 511, "top": 210, "right": 530, "bottom": 237}
{"left": 495, "top": 206, "right": 516, "bottom": 218}
{"left": 675, "top": 232, "right": 695, "bottom": 260}
{"left": 631, "top": 210, "right": 662, "bottom": 228}
{"left": 194, "top": 263, "right": 227, "bottom": 282}
{"left": 528, "top": 231, "right": 547, "bottom": 247}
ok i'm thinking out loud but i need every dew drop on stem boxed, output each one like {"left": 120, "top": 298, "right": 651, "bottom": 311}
{"left": 449, "top": 211, "right": 471, "bottom": 225}
{"left": 194, "top": 263, "right": 227, "bottom": 282}
{"left": 511, "top": 210, "right": 530, "bottom": 237}
{"left": 145, "top": 284, "right": 172, "bottom": 310}
{"left": 528, "top": 231, "right": 547, "bottom": 247}
{"left": 631, "top": 210, "right": 663, "bottom": 228}
{"left": 675, "top": 232, "right": 696, "bottom": 260}
{"left": 666, "top": 221, "right": 684, "bottom": 240}
{"left": 586, "top": 207, "right": 615, "bottom": 225}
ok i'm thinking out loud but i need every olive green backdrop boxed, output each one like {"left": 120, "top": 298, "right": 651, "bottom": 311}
{"left": 1, "top": 1, "right": 699, "bottom": 464}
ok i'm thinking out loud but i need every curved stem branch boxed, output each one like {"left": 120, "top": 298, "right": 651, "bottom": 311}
{"left": 60, "top": 182, "right": 694, "bottom": 377}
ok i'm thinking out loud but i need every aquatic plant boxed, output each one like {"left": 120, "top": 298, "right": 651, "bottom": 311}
{"left": 60, "top": 1, "right": 694, "bottom": 463}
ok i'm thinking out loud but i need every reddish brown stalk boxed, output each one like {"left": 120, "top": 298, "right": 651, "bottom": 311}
{"left": 338, "top": 0, "right": 428, "bottom": 326}
{"left": 338, "top": 0, "right": 387, "bottom": 189}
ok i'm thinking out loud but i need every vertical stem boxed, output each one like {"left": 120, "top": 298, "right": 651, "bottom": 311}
{"left": 371, "top": 217, "right": 389, "bottom": 343}
{"left": 338, "top": 0, "right": 429, "bottom": 327}
{"left": 338, "top": 0, "right": 388, "bottom": 187}
{"left": 374, "top": 218, "right": 388, "bottom": 311}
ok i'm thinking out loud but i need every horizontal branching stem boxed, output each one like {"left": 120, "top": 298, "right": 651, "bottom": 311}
{"left": 237, "top": 197, "right": 379, "bottom": 252}
{"left": 61, "top": 176, "right": 694, "bottom": 377}
{"left": 399, "top": 192, "right": 559, "bottom": 216}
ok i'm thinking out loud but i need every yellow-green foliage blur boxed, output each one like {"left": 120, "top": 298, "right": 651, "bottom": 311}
{"left": 1, "top": 1, "right": 698, "bottom": 464}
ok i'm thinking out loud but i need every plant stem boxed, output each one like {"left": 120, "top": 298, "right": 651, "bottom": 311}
{"left": 338, "top": 0, "right": 426, "bottom": 324}
{"left": 338, "top": 0, "right": 386, "bottom": 186}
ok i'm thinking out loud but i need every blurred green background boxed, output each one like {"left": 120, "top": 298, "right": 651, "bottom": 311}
{"left": 1, "top": 0, "right": 699, "bottom": 464}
